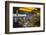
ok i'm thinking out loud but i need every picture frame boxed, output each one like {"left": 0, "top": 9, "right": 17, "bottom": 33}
{"left": 5, "top": 1, "right": 45, "bottom": 34}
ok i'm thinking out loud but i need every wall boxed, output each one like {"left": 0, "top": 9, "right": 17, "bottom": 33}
{"left": 0, "top": 0, "right": 46, "bottom": 35}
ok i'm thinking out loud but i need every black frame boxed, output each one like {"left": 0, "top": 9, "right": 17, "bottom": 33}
{"left": 5, "top": 1, "right": 45, "bottom": 34}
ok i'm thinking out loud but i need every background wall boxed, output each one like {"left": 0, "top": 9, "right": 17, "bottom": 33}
{"left": 0, "top": 0, "right": 46, "bottom": 35}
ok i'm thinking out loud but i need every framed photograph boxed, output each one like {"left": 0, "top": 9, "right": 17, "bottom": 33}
{"left": 5, "top": 1, "right": 45, "bottom": 34}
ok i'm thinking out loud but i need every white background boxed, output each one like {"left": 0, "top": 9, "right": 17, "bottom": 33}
{"left": 0, "top": 0, "right": 46, "bottom": 35}
{"left": 9, "top": 3, "right": 43, "bottom": 32}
